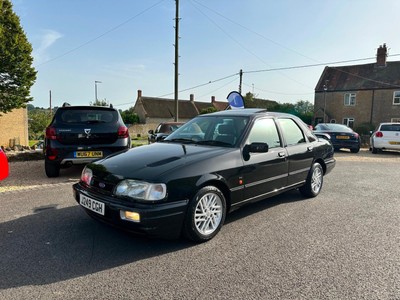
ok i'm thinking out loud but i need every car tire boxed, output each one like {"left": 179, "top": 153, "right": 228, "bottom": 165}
{"left": 350, "top": 147, "right": 360, "bottom": 153}
{"left": 299, "top": 162, "right": 323, "bottom": 198}
{"left": 372, "top": 146, "right": 378, "bottom": 154}
{"left": 183, "top": 186, "right": 226, "bottom": 243}
{"left": 45, "top": 160, "right": 60, "bottom": 178}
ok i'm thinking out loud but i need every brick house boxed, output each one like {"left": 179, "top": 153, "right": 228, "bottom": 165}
{"left": 314, "top": 44, "right": 400, "bottom": 128}
{"left": 133, "top": 90, "right": 229, "bottom": 124}
{"left": 0, "top": 108, "right": 29, "bottom": 148}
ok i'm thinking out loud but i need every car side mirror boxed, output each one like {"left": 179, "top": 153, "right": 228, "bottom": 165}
{"left": 243, "top": 142, "right": 269, "bottom": 161}
{"left": 148, "top": 129, "right": 154, "bottom": 135}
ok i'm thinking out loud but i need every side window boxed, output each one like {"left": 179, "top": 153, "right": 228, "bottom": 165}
{"left": 247, "top": 118, "right": 281, "bottom": 148}
{"left": 344, "top": 93, "right": 356, "bottom": 106}
{"left": 277, "top": 118, "right": 306, "bottom": 146}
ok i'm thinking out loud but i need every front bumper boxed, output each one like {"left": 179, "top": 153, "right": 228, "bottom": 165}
{"left": 73, "top": 183, "right": 189, "bottom": 239}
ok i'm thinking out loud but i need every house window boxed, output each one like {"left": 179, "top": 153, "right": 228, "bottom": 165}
{"left": 343, "top": 118, "right": 354, "bottom": 128}
{"left": 344, "top": 93, "right": 356, "bottom": 106}
{"left": 393, "top": 91, "right": 400, "bottom": 105}
{"left": 391, "top": 118, "right": 400, "bottom": 122}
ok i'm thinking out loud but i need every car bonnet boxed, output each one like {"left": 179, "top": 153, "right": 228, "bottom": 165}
{"left": 88, "top": 142, "right": 231, "bottom": 182}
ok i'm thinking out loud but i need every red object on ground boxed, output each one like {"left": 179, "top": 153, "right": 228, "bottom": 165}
{"left": 0, "top": 148, "right": 9, "bottom": 180}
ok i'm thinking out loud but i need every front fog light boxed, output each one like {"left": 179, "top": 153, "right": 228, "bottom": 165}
{"left": 120, "top": 210, "right": 140, "bottom": 223}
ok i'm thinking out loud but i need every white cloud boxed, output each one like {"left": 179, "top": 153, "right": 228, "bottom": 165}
{"left": 33, "top": 30, "right": 63, "bottom": 64}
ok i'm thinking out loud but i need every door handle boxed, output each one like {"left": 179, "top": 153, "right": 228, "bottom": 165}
{"left": 307, "top": 146, "right": 313, "bottom": 152}
{"left": 278, "top": 151, "right": 286, "bottom": 157}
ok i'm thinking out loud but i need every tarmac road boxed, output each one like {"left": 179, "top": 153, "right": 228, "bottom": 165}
{"left": 0, "top": 149, "right": 399, "bottom": 299}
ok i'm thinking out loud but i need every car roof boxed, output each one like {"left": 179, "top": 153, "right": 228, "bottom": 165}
{"left": 57, "top": 106, "right": 117, "bottom": 111}
{"left": 200, "top": 108, "right": 296, "bottom": 118}
{"left": 378, "top": 122, "right": 400, "bottom": 126}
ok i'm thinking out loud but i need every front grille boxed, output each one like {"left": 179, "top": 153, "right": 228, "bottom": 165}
{"left": 90, "top": 178, "right": 116, "bottom": 195}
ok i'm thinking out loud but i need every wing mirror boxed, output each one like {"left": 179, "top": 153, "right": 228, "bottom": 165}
{"left": 243, "top": 142, "right": 269, "bottom": 161}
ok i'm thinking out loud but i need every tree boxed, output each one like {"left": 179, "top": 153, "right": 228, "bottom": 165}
{"left": 0, "top": 0, "right": 37, "bottom": 113}
{"left": 90, "top": 99, "right": 109, "bottom": 107}
{"left": 120, "top": 108, "right": 139, "bottom": 124}
{"left": 28, "top": 109, "right": 52, "bottom": 140}
{"left": 200, "top": 107, "right": 217, "bottom": 114}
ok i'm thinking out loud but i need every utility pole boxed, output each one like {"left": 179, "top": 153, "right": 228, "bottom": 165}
{"left": 239, "top": 69, "right": 243, "bottom": 94}
{"left": 174, "top": 0, "right": 180, "bottom": 122}
{"left": 49, "top": 90, "right": 52, "bottom": 118}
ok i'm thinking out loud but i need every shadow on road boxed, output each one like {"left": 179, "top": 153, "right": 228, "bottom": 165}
{"left": 0, "top": 188, "right": 305, "bottom": 290}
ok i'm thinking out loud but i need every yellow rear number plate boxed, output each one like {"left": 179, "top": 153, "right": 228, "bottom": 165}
{"left": 389, "top": 141, "right": 400, "bottom": 145}
{"left": 75, "top": 151, "right": 103, "bottom": 158}
{"left": 336, "top": 135, "right": 350, "bottom": 140}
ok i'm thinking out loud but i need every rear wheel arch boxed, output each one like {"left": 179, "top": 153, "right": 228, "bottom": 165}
{"left": 313, "top": 158, "right": 326, "bottom": 175}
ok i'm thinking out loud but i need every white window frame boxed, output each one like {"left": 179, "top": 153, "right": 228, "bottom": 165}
{"left": 391, "top": 117, "right": 400, "bottom": 122}
{"left": 343, "top": 117, "right": 354, "bottom": 128}
{"left": 393, "top": 91, "right": 400, "bottom": 105}
{"left": 344, "top": 93, "right": 356, "bottom": 106}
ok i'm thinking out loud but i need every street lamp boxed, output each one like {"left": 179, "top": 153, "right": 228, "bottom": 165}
{"left": 323, "top": 80, "right": 328, "bottom": 123}
{"left": 95, "top": 81, "right": 102, "bottom": 102}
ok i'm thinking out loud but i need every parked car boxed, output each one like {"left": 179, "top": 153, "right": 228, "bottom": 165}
{"left": 73, "top": 109, "right": 335, "bottom": 242}
{"left": 44, "top": 103, "right": 131, "bottom": 178}
{"left": 148, "top": 122, "right": 184, "bottom": 143}
{"left": 0, "top": 147, "right": 9, "bottom": 181}
{"left": 370, "top": 122, "right": 400, "bottom": 154}
{"left": 313, "top": 123, "right": 361, "bottom": 153}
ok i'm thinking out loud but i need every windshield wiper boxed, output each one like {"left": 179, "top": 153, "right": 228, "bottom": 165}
{"left": 195, "top": 140, "right": 232, "bottom": 147}
{"left": 165, "top": 138, "right": 196, "bottom": 144}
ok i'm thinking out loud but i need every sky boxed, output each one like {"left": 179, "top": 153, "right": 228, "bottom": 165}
{"left": 10, "top": 0, "right": 400, "bottom": 110}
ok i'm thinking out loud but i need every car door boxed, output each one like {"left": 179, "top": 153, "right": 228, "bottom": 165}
{"left": 276, "top": 118, "right": 314, "bottom": 186}
{"left": 241, "top": 118, "right": 289, "bottom": 202}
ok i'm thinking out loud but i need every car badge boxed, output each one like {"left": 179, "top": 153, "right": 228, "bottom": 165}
{"left": 99, "top": 182, "right": 106, "bottom": 188}
{"left": 84, "top": 129, "right": 91, "bottom": 138}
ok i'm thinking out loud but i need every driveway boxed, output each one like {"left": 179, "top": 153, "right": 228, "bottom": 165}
{"left": 0, "top": 148, "right": 399, "bottom": 299}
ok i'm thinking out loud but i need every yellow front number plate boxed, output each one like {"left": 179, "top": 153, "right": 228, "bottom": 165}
{"left": 75, "top": 151, "right": 103, "bottom": 158}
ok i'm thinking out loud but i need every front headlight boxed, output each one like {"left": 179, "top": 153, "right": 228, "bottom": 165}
{"left": 114, "top": 180, "right": 166, "bottom": 201}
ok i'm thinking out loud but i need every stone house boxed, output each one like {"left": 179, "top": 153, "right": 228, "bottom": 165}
{"left": 0, "top": 108, "right": 29, "bottom": 148}
{"left": 133, "top": 90, "right": 229, "bottom": 125}
{"left": 314, "top": 44, "right": 400, "bottom": 128}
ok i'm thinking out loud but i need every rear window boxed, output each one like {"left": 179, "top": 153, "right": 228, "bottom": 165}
{"left": 56, "top": 109, "right": 118, "bottom": 124}
{"left": 380, "top": 124, "right": 400, "bottom": 131}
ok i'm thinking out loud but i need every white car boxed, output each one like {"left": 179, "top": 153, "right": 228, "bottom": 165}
{"left": 370, "top": 122, "right": 400, "bottom": 153}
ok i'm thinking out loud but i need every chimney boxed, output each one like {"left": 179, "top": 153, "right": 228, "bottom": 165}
{"left": 190, "top": 94, "right": 194, "bottom": 102}
{"left": 137, "top": 90, "right": 142, "bottom": 98}
{"left": 211, "top": 96, "right": 215, "bottom": 103}
{"left": 376, "top": 44, "right": 387, "bottom": 67}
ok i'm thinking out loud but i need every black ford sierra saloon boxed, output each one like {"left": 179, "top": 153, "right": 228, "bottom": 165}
{"left": 73, "top": 109, "right": 335, "bottom": 242}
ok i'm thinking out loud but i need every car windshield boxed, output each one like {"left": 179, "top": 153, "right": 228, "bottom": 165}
{"left": 57, "top": 109, "right": 118, "bottom": 124}
{"left": 164, "top": 115, "right": 249, "bottom": 147}
{"left": 316, "top": 123, "right": 352, "bottom": 132}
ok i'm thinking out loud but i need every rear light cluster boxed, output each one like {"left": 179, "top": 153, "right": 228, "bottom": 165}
{"left": 375, "top": 132, "right": 383, "bottom": 138}
{"left": 118, "top": 126, "right": 129, "bottom": 138}
{"left": 45, "top": 126, "right": 57, "bottom": 140}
